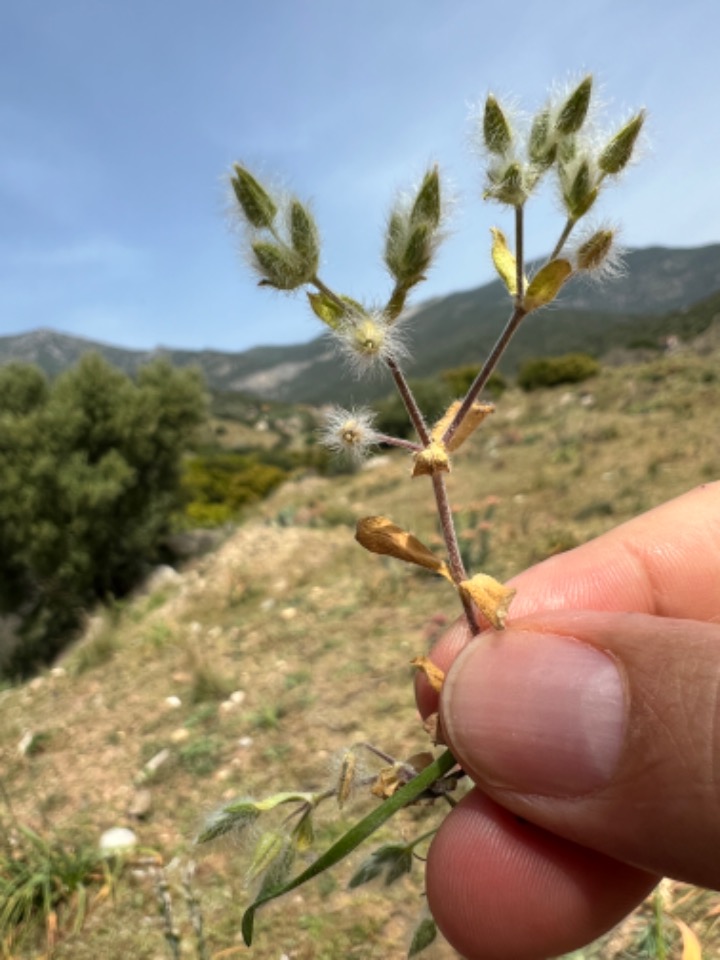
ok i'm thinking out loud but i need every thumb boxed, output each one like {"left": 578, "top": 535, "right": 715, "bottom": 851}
{"left": 440, "top": 608, "right": 720, "bottom": 888}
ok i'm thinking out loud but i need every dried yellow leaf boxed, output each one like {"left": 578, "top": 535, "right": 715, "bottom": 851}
{"left": 337, "top": 749, "right": 357, "bottom": 810}
{"left": 406, "top": 751, "right": 434, "bottom": 773}
{"left": 370, "top": 767, "right": 401, "bottom": 800}
{"left": 522, "top": 258, "right": 572, "bottom": 311}
{"left": 411, "top": 656, "right": 446, "bottom": 693}
{"left": 433, "top": 400, "right": 495, "bottom": 452}
{"left": 412, "top": 440, "right": 450, "bottom": 477}
{"left": 490, "top": 226, "right": 523, "bottom": 296}
{"left": 458, "top": 573, "right": 516, "bottom": 630}
{"left": 673, "top": 918, "right": 702, "bottom": 960}
{"left": 355, "top": 516, "right": 452, "bottom": 580}
{"left": 422, "top": 712, "right": 446, "bottom": 745}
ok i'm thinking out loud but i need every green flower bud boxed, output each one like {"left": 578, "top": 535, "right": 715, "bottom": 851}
{"left": 289, "top": 200, "right": 320, "bottom": 274}
{"left": 410, "top": 166, "right": 441, "bottom": 229}
{"left": 402, "top": 221, "right": 433, "bottom": 279}
{"left": 231, "top": 165, "right": 277, "bottom": 229}
{"left": 555, "top": 76, "right": 593, "bottom": 136}
{"left": 598, "top": 110, "right": 646, "bottom": 174}
{"left": 483, "top": 95, "right": 513, "bottom": 155}
{"left": 486, "top": 161, "right": 528, "bottom": 206}
{"left": 576, "top": 229, "right": 615, "bottom": 271}
{"left": 528, "top": 109, "right": 557, "bottom": 168}
{"left": 384, "top": 211, "right": 406, "bottom": 279}
{"left": 251, "top": 241, "right": 307, "bottom": 290}
{"left": 562, "top": 159, "right": 598, "bottom": 220}
{"left": 557, "top": 136, "right": 578, "bottom": 165}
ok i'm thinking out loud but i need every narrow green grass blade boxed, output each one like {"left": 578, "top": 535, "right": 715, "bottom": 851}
{"left": 241, "top": 749, "right": 456, "bottom": 945}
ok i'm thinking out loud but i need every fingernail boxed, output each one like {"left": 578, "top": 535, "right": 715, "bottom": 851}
{"left": 441, "top": 631, "right": 626, "bottom": 796}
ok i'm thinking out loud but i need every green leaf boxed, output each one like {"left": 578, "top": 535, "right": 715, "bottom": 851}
{"left": 348, "top": 843, "right": 411, "bottom": 889}
{"left": 306, "top": 293, "right": 363, "bottom": 329}
{"left": 523, "top": 259, "right": 572, "bottom": 311}
{"left": 408, "top": 917, "right": 438, "bottom": 957}
{"left": 241, "top": 749, "right": 457, "bottom": 946}
{"left": 384, "top": 847, "right": 413, "bottom": 885}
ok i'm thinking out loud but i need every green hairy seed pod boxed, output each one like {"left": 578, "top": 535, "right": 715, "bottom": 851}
{"left": 577, "top": 229, "right": 615, "bottom": 270}
{"left": 402, "top": 221, "right": 433, "bottom": 279}
{"left": 555, "top": 76, "right": 593, "bottom": 136}
{"left": 563, "top": 159, "right": 598, "bottom": 220}
{"left": 251, "top": 241, "right": 307, "bottom": 290}
{"left": 410, "top": 166, "right": 441, "bottom": 229}
{"left": 599, "top": 111, "right": 646, "bottom": 174}
{"left": 384, "top": 211, "right": 406, "bottom": 279}
{"left": 483, "top": 95, "right": 513, "bottom": 155}
{"left": 529, "top": 109, "right": 557, "bottom": 168}
{"left": 231, "top": 165, "right": 277, "bottom": 229}
{"left": 489, "top": 161, "right": 527, "bottom": 206}
{"left": 289, "top": 200, "right": 320, "bottom": 274}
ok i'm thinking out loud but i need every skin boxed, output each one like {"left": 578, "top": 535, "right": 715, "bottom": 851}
{"left": 416, "top": 481, "right": 720, "bottom": 960}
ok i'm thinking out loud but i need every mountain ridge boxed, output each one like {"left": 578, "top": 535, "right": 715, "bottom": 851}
{"left": 2, "top": 243, "right": 719, "bottom": 404}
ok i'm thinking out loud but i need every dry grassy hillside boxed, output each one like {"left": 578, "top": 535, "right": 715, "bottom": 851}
{"left": 1, "top": 347, "right": 719, "bottom": 959}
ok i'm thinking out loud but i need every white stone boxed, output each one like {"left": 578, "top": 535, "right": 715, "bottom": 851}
{"left": 237, "top": 736, "right": 253, "bottom": 748}
{"left": 144, "top": 748, "right": 171, "bottom": 773}
{"left": 229, "top": 690, "right": 246, "bottom": 705}
{"left": 164, "top": 696, "right": 182, "bottom": 709}
{"left": 99, "top": 827, "right": 138, "bottom": 853}
{"left": 144, "top": 565, "right": 182, "bottom": 593}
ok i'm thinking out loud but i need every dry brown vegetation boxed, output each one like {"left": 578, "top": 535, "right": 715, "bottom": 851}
{"left": 2, "top": 346, "right": 720, "bottom": 959}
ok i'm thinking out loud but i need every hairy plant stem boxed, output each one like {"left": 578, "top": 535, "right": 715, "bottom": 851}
{"left": 377, "top": 434, "right": 422, "bottom": 453}
{"left": 550, "top": 217, "right": 576, "bottom": 260}
{"left": 311, "top": 275, "right": 345, "bottom": 310}
{"left": 514, "top": 205, "right": 525, "bottom": 305}
{"left": 431, "top": 473, "right": 480, "bottom": 634}
{"left": 441, "top": 303, "right": 527, "bottom": 448}
{"left": 386, "top": 282, "right": 409, "bottom": 321}
{"left": 386, "top": 358, "right": 431, "bottom": 445}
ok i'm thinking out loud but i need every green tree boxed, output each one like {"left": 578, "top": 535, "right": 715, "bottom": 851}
{"left": 0, "top": 354, "right": 207, "bottom": 677}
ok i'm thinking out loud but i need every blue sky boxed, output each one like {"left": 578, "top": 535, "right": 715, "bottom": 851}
{"left": 2, "top": 0, "right": 719, "bottom": 353}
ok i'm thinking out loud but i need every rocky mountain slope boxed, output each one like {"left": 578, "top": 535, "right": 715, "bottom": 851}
{"left": 2, "top": 244, "right": 719, "bottom": 405}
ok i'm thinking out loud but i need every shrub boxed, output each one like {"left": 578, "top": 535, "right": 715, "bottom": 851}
{"left": 180, "top": 452, "right": 287, "bottom": 526}
{"left": 441, "top": 365, "right": 508, "bottom": 399}
{"left": 517, "top": 352, "right": 600, "bottom": 391}
{"left": 0, "top": 355, "right": 207, "bottom": 678}
{"left": 373, "top": 377, "right": 452, "bottom": 439}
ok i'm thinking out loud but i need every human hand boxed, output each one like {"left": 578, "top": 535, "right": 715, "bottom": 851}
{"left": 417, "top": 481, "right": 720, "bottom": 960}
